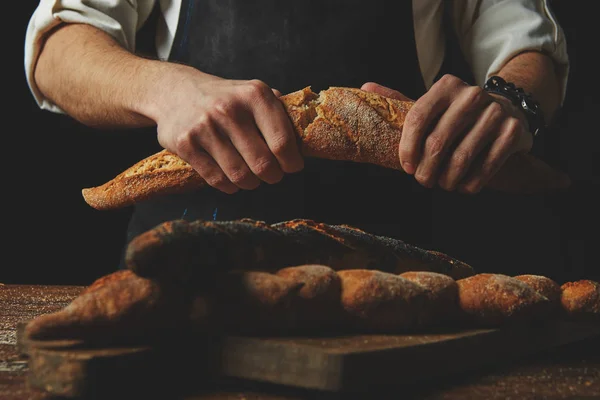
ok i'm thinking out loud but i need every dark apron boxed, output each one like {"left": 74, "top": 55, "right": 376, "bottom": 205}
{"left": 122, "top": 0, "right": 432, "bottom": 268}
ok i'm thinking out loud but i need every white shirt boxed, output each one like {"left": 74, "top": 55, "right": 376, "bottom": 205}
{"left": 24, "top": 0, "right": 569, "bottom": 114}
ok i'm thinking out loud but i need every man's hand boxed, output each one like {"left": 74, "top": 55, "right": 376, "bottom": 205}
{"left": 362, "top": 76, "right": 532, "bottom": 194}
{"left": 154, "top": 69, "right": 304, "bottom": 194}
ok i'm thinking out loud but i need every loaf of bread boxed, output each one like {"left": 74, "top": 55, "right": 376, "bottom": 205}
{"left": 124, "top": 218, "right": 476, "bottom": 288}
{"left": 81, "top": 86, "right": 571, "bottom": 211}
{"left": 456, "top": 273, "right": 553, "bottom": 327}
{"left": 560, "top": 280, "right": 600, "bottom": 321}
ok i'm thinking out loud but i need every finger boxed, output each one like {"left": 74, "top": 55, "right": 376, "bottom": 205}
{"left": 414, "top": 86, "right": 491, "bottom": 188}
{"left": 188, "top": 150, "right": 240, "bottom": 194}
{"left": 196, "top": 122, "right": 262, "bottom": 191}
{"left": 360, "top": 82, "right": 414, "bottom": 101}
{"left": 459, "top": 117, "right": 523, "bottom": 194}
{"left": 223, "top": 115, "right": 285, "bottom": 184}
{"left": 437, "top": 100, "right": 504, "bottom": 191}
{"left": 272, "top": 88, "right": 282, "bottom": 97}
{"left": 399, "top": 93, "right": 449, "bottom": 176}
{"left": 245, "top": 80, "right": 304, "bottom": 173}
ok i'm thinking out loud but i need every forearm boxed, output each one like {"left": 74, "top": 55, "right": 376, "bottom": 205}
{"left": 494, "top": 50, "right": 562, "bottom": 126}
{"left": 33, "top": 23, "right": 203, "bottom": 129}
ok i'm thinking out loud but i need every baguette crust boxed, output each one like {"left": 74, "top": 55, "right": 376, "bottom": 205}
{"left": 513, "top": 274, "right": 562, "bottom": 307}
{"left": 81, "top": 150, "right": 206, "bottom": 210}
{"left": 124, "top": 218, "right": 476, "bottom": 286}
{"left": 82, "top": 86, "right": 571, "bottom": 211}
{"left": 338, "top": 269, "right": 428, "bottom": 332}
{"left": 456, "top": 273, "right": 552, "bottom": 327}
{"left": 560, "top": 280, "right": 600, "bottom": 321}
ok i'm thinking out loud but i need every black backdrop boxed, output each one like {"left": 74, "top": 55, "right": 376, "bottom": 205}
{"left": 5, "top": 1, "right": 598, "bottom": 285}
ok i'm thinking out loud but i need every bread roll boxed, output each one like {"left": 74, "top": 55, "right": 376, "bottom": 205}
{"left": 456, "top": 273, "right": 552, "bottom": 327}
{"left": 337, "top": 269, "right": 428, "bottom": 332}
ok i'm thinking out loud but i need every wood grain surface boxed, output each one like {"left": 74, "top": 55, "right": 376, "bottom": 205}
{"left": 2, "top": 284, "right": 600, "bottom": 399}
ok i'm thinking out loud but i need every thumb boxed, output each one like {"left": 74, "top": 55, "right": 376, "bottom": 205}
{"left": 361, "top": 82, "right": 414, "bottom": 101}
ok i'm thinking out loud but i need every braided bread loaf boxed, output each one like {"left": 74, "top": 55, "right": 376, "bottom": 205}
{"left": 124, "top": 218, "right": 475, "bottom": 287}
{"left": 81, "top": 87, "right": 571, "bottom": 211}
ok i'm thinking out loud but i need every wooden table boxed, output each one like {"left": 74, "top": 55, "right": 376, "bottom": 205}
{"left": 1, "top": 284, "right": 599, "bottom": 399}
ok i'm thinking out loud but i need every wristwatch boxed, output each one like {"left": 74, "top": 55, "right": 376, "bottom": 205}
{"left": 483, "top": 75, "right": 546, "bottom": 137}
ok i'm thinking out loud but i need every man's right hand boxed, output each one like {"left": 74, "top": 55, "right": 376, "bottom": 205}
{"left": 153, "top": 68, "right": 304, "bottom": 194}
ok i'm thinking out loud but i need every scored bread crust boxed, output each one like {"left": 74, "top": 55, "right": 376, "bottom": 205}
{"left": 82, "top": 86, "right": 571, "bottom": 210}
{"left": 81, "top": 150, "right": 206, "bottom": 210}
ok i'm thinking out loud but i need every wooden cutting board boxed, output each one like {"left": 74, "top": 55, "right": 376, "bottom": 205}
{"left": 16, "top": 319, "right": 600, "bottom": 398}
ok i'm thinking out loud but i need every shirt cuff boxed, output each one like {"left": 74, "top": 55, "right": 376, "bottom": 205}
{"left": 461, "top": 1, "right": 569, "bottom": 105}
{"left": 24, "top": 0, "right": 139, "bottom": 113}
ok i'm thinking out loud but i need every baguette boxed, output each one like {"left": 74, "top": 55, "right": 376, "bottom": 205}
{"left": 82, "top": 86, "right": 571, "bottom": 211}
{"left": 25, "top": 268, "right": 586, "bottom": 345}
{"left": 124, "top": 218, "right": 476, "bottom": 287}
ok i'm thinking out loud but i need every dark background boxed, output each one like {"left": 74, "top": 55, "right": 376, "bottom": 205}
{"left": 5, "top": 1, "right": 598, "bottom": 285}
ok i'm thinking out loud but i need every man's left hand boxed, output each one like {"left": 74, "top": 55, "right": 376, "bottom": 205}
{"left": 362, "top": 76, "right": 532, "bottom": 194}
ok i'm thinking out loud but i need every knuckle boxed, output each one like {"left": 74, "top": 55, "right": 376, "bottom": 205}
{"left": 211, "top": 98, "right": 237, "bottom": 117}
{"left": 425, "top": 135, "right": 445, "bottom": 158}
{"left": 251, "top": 157, "right": 278, "bottom": 177}
{"left": 405, "top": 109, "right": 426, "bottom": 130}
{"left": 464, "top": 85, "right": 485, "bottom": 105}
{"left": 227, "top": 167, "right": 252, "bottom": 185}
{"left": 451, "top": 150, "right": 472, "bottom": 170}
{"left": 269, "top": 135, "right": 294, "bottom": 157}
{"left": 205, "top": 173, "right": 230, "bottom": 189}
{"left": 246, "top": 79, "right": 270, "bottom": 97}
{"left": 487, "top": 101, "right": 504, "bottom": 120}
{"left": 172, "top": 131, "right": 197, "bottom": 155}
{"left": 437, "top": 73, "right": 460, "bottom": 88}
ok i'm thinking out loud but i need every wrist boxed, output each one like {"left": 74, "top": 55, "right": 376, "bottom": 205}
{"left": 483, "top": 75, "right": 546, "bottom": 138}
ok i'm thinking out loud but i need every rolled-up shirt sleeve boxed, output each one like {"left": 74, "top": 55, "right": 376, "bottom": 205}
{"left": 24, "top": 0, "right": 151, "bottom": 113}
{"left": 452, "top": 0, "right": 569, "bottom": 104}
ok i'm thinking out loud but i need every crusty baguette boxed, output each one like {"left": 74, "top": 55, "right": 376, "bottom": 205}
{"left": 82, "top": 86, "right": 571, "bottom": 211}
{"left": 124, "top": 218, "right": 476, "bottom": 287}
{"left": 26, "top": 268, "right": 587, "bottom": 344}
